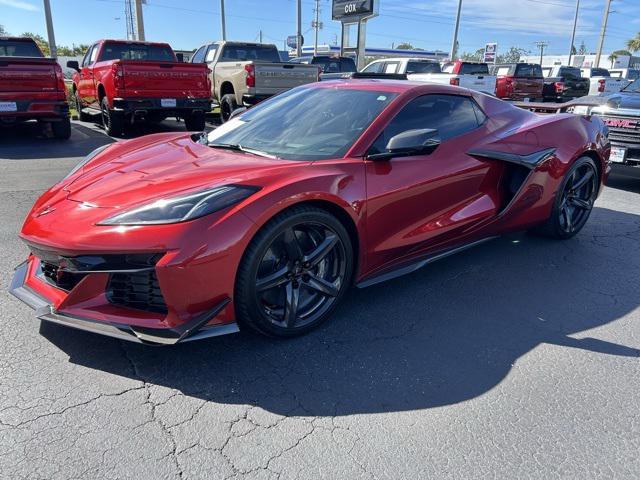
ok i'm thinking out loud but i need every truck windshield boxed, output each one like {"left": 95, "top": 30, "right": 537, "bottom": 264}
{"left": 591, "top": 68, "right": 610, "bottom": 77}
{"left": 219, "top": 45, "right": 280, "bottom": 63}
{"left": 407, "top": 61, "right": 441, "bottom": 74}
{"left": 100, "top": 43, "right": 175, "bottom": 62}
{"left": 206, "top": 86, "right": 398, "bottom": 160}
{"left": 0, "top": 40, "right": 43, "bottom": 57}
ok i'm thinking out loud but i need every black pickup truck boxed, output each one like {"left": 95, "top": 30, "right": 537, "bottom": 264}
{"left": 541, "top": 65, "right": 589, "bottom": 102}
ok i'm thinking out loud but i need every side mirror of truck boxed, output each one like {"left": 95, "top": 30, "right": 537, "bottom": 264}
{"left": 66, "top": 60, "right": 80, "bottom": 71}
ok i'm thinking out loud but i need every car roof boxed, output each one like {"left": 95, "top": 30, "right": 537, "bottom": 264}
{"left": 370, "top": 57, "right": 438, "bottom": 63}
{"left": 308, "top": 78, "right": 464, "bottom": 95}
{"left": 98, "top": 39, "right": 172, "bottom": 47}
{"left": 0, "top": 36, "right": 38, "bottom": 42}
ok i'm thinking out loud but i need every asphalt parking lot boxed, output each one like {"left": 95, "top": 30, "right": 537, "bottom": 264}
{"left": 1, "top": 120, "right": 639, "bottom": 479}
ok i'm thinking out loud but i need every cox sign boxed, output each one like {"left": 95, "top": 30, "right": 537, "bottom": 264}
{"left": 332, "top": 0, "right": 377, "bottom": 21}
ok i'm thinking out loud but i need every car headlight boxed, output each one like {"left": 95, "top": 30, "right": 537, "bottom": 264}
{"left": 64, "top": 144, "right": 112, "bottom": 180}
{"left": 97, "top": 185, "right": 259, "bottom": 226}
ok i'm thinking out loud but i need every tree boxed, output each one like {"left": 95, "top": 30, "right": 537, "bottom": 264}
{"left": 460, "top": 48, "right": 485, "bottom": 62}
{"left": 627, "top": 33, "right": 640, "bottom": 53}
{"left": 396, "top": 42, "right": 414, "bottom": 50}
{"left": 0, "top": 25, "right": 8, "bottom": 36}
{"left": 578, "top": 41, "right": 588, "bottom": 55}
{"left": 571, "top": 45, "right": 577, "bottom": 55}
{"left": 21, "top": 32, "right": 49, "bottom": 56}
{"left": 608, "top": 49, "right": 632, "bottom": 68}
{"left": 497, "top": 47, "right": 530, "bottom": 64}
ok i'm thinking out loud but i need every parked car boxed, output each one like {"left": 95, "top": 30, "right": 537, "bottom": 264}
{"left": 409, "top": 60, "right": 497, "bottom": 95}
{"left": 11, "top": 81, "right": 609, "bottom": 345}
{"left": 490, "top": 63, "right": 544, "bottom": 101}
{"left": 361, "top": 57, "right": 442, "bottom": 74}
{"left": 191, "top": 41, "right": 319, "bottom": 122}
{"left": 0, "top": 37, "right": 70, "bottom": 139}
{"left": 67, "top": 39, "right": 211, "bottom": 136}
{"left": 565, "top": 79, "right": 640, "bottom": 167}
{"left": 541, "top": 65, "right": 589, "bottom": 102}
{"left": 608, "top": 68, "right": 639, "bottom": 81}
{"left": 579, "top": 67, "right": 628, "bottom": 95}
{"left": 288, "top": 55, "right": 356, "bottom": 79}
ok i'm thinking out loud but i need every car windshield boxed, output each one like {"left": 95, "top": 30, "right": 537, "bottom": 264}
{"left": 0, "top": 40, "right": 43, "bottom": 57}
{"left": 622, "top": 79, "right": 640, "bottom": 93}
{"left": 206, "top": 87, "right": 398, "bottom": 160}
{"left": 100, "top": 43, "right": 175, "bottom": 62}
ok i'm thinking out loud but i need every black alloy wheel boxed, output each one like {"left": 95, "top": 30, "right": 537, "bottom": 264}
{"left": 235, "top": 207, "right": 353, "bottom": 337}
{"left": 535, "top": 156, "right": 598, "bottom": 239}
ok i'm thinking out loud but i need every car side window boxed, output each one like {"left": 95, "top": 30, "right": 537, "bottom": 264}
{"left": 384, "top": 62, "right": 400, "bottom": 74}
{"left": 89, "top": 44, "right": 98, "bottom": 64}
{"left": 368, "top": 94, "right": 484, "bottom": 154}
{"left": 191, "top": 46, "right": 206, "bottom": 63}
{"left": 81, "top": 46, "right": 92, "bottom": 67}
{"left": 205, "top": 44, "right": 218, "bottom": 62}
{"left": 362, "top": 61, "right": 383, "bottom": 73}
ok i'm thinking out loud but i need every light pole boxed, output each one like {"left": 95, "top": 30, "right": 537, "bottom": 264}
{"left": 450, "top": 0, "right": 462, "bottom": 60}
{"left": 568, "top": 0, "right": 580, "bottom": 66}
{"left": 220, "top": 0, "right": 227, "bottom": 41}
{"left": 135, "top": 0, "right": 145, "bottom": 41}
{"left": 296, "top": 0, "right": 302, "bottom": 57}
{"left": 595, "top": 0, "right": 613, "bottom": 67}
{"left": 313, "top": 0, "right": 320, "bottom": 55}
{"left": 42, "top": 0, "right": 57, "bottom": 58}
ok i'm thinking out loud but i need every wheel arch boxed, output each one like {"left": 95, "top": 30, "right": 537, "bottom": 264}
{"left": 578, "top": 149, "right": 604, "bottom": 184}
{"left": 220, "top": 81, "right": 235, "bottom": 98}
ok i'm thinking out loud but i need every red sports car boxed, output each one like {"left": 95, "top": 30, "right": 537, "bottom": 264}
{"left": 10, "top": 80, "right": 610, "bottom": 345}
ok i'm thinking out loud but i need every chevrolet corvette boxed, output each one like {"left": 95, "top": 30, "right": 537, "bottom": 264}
{"left": 10, "top": 80, "right": 610, "bottom": 345}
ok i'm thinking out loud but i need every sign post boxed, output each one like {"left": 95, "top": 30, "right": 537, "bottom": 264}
{"left": 332, "top": 1, "right": 378, "bottom": 70}
{"left": 483, "top": 43, "right": 497, "bottom": 64}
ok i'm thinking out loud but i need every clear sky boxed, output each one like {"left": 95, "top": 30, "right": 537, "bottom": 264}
{"left": 1, "top": 0, "right": 639, "bottom": 56}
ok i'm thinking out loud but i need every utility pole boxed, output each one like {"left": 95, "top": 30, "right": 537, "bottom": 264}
{"left": 568, "top": 0, "right": 580, "bottom": 66}
{"left": 220, "top": 0, "right": 227, "bottom": 41}
{"left": 449, "top": 0, "right": 462, "bottom": 60}
{"left": 42, "top": 0, "right": 57, "bottom": 58}
{"left": 135, "top": 0, "right": 145, "bottom": 41}
{"left": 296, "top": 0, "right": 302, "bottom": 57}
{"left": 595, "top": 0, "right": 613, "bottom": 68}
{"left": 259, "top": 30, "right": 262, "bottom": 44}
{"left": 535, "top": 40, "right": 549, "bottom": 65}
{"left": 313, "top": 0, "right": 321, "bottom": 55}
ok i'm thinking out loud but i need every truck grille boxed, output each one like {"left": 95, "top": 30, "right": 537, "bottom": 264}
{"left": 599, "top": 115, "right": 640, "bottom": 146}
{"left": 107, "top": 271, "right": 168, "bottom": 314}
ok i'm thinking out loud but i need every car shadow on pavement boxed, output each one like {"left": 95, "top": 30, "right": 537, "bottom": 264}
{"left": 0, "top": 121, "right": 114, "bottom": 160}
{"left": 607, "top": 167, "right": 640, "bottom": 194}
{"left": 41, "top": 206, "right": 640, "bottom": 417}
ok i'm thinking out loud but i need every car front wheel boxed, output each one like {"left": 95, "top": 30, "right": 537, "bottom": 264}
{"left": 235, "top": 206, "right": 353, "bottom": 337}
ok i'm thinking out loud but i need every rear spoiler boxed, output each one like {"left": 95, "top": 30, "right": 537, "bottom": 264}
{"left": 322, "top": 72, "right": 408, "bottom": 81}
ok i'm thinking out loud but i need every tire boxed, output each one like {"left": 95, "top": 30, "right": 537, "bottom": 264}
{"left": 219, "top": 93, "right": 238, "bottom": 123}
{"left": 100, "top": 96, "right": 124, "bottom": 137}
{"left": 184, "top": 111, "right": 206, "bottom": 131}
{"left": 51, "top": 117, "right": 71, "bottom": 140}
{"left": 235, "top": 205, "right": 354, "bottom": 337}
{"left": 75, "top": 91, "right": 90, "bottom": 122}
{"left": 533, "top": 156, "right": 599, "bottom": 239}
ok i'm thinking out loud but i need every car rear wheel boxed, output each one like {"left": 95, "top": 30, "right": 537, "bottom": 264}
{"left": 235, "top": 206, "right": 353, "bottom": 337}
{"left": 219, "top": 94, "right": 237, "bottom": 123}
{"left": 101, "top": 97, "right": 124, "bottom": 137}
{"left": 534, "top": 156, "right": 598, "bottom": 239}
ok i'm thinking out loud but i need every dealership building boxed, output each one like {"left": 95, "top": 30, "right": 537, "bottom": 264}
{"left": 520, "top": 53, "right": 640, "bottom": 70}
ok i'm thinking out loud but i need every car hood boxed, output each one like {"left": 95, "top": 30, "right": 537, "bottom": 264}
{"left": 62, "top": 133, "right": 309, "bottom": 208}
{"left": 567, "top": 92, "right": 640, "bottom": 110}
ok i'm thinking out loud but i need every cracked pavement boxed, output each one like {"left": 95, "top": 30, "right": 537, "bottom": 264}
{"left": 1, "top": 123, "right": 639, "bottom": 479}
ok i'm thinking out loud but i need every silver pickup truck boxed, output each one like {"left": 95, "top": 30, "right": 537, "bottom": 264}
{"left": 190, "top": 41, "right": 319, "bottom": 122}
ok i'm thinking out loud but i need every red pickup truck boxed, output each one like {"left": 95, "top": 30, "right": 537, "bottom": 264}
{"left": 489, "top": 63, "right": 544, "bottom": 102}
{"left": 0, "top": 37, "right": 70, "bottom": 139}
{"left": 68, "top": 40, "right": 211, "bottom": 136}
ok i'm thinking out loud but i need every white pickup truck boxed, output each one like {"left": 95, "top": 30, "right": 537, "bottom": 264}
{"left": 190, "top": 41, "right": 319, "bottom": 122}
{"left": 580, "top": 67, "right": 629, "bottom": 95}
{"left": 361, "top": 58, "right": 496, "bottom": 95}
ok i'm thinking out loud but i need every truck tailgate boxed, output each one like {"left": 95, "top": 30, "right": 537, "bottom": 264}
{"left": 253, "top": 63, "right": 318, "bottom": 94}
{"left": 0, "top": 57, "right": 58, "bottom": 93}
{"left": 458, "top": 75, "right": 496, "bottom": 94}
{"left": 121, "top": 61, "right": 209, "bottom": 96}
{"left": 604, "top": 78, "right": 629, "bottom": 94}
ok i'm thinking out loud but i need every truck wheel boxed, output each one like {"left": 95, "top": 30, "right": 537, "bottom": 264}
{"left": 101, "top": 97, "right": 124, "bottom": 137}
{"left": 75, "top": 92, "right": 90, "bottom": 122}
{"left": 51, "top": 117, "right": 71, "bottom": 140}
{"left": 184, "top": 112, "right": 206, "bottom": 131}
{"left": 220, "top": 94, "right": 238, "bottom": 123}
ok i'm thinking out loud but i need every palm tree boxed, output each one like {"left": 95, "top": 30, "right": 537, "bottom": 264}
{"left": 608, "top": 53, "right": 618, "bottom": 68}
{"left": 627, "top": 33, "right": 640, "bottom": 52}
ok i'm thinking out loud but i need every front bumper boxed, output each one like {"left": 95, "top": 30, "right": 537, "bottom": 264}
{"left": 9, "top": 260, "right": 238, "bottom": 345}
{"left": 112, "top": 97, "right": 212, "bottom": 116}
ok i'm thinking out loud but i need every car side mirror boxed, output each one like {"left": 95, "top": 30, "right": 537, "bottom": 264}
{"left": 228, "top": 107, "right": 247, "bottom": 120}
{"left": 66, "top": 60, "right": 80, "bottom": 71}
{"left": 366, "top": 128, "right": 440, "bottom": 161}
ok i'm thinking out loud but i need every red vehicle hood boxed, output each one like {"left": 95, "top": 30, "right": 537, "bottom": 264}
{"left": 63, "top": 133, "right": 309, "bottom": 209}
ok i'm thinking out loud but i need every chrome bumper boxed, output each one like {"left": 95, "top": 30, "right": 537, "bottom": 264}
{"left": 9, "top": 261, "right": 239, "bottom": 345}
